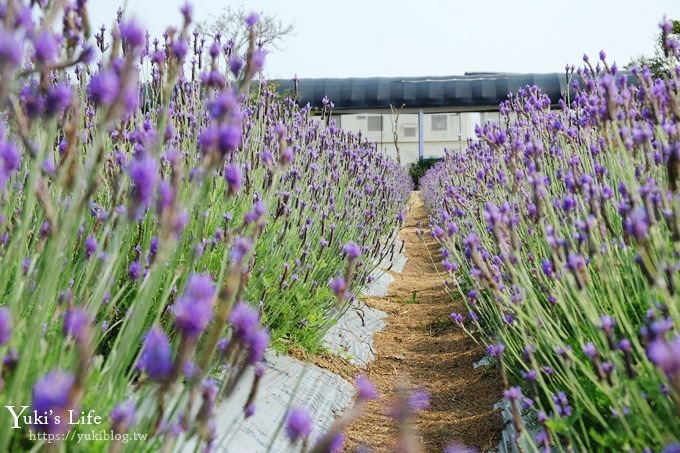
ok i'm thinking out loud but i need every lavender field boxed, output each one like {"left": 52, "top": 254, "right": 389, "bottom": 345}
{"left": 421, "top": 24, "right": 680, "bottom": 452}
{"left": 0, "top": 2, "right": 412, "bottom": 451}
{"left": 1, "top": 0, "right": 679, "bottom": 452}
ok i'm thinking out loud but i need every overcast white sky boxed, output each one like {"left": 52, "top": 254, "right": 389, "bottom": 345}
{"left": 88, "top": 0, "right": 680, "bottom": 79}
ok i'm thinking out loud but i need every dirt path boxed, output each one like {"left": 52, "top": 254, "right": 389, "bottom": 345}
{"left": 343, "top": 191, "right": 503, "bottom": 452}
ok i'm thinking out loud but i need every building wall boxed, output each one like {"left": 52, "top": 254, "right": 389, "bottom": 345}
{"left": 335, "top": 111, "right": 490, "bottom": 165}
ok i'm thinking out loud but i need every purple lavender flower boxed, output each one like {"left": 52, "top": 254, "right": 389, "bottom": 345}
{"left": 582, "top": 342, "right": 598, "bottom": 359}
{"left": 329, "top": 276, "right": 347, "bottom": 298}
{"left": 149, "top": 236, "right": 159, "bottom": 258}
{"left": 137, "top": 326, "right": 173, "bottom": 382}
{"left": 450, "top": 312, "right": 464, "bottom": 324}
{"left": 157, "top": 181, "right": 174, "bottom": 212}
{"left": 87, "top": 69, "right": 120, "bottom": 105}
{"left": 0, "top": 140, "right": 21, "bottom": 189}
{"left": 217, "top": 124, "right": 241, "bottom": 155}
{"left": 504, "top": 386, "right": 523, "bottom": 401}
{"left": 567, "top": 253, "right": 586, "bottom": 272}
{"left": 487, "top": 343, "right": 505, "bottom": 357}
{"left": 45, "top": 83, "right": 72, "bottom": 116}
{"left": 618, "top": 338, "right": 632, "bottom": 352}
{"left": 180, "top": 2, "right": 193, "bottom": 23}
{"left": 22, "top": 257, "right": 30, "bottom": 275}
{"left": 647, "top": 336, "right": 680, "bottom": 378}
{"left": 229, "top": 301, "right": 259, "bottom": 339}
{"left": 229, "top": 56, "right": 244, "bottom": 75}
{"left": 444, "top": 443, "right": 475, "bottom": 453}
{"left": 521, "top": 369, "right": 537, "bottom": 382}
{"left": 246, "top": 328, "right": 269, "bottom": 363}
{"left": 173, "top": 39, "right": 189, "bottom": 61}
{"left": 245, "top": 12, "right": 260, "bottom": 27}
{"left": 552, "top": 391, "right": 572, "bottom": 417}
{"left": 209, "top": 41, "right": 221, "bottom": 59}
{"left": 0, "top": 27, "right": 23, "bottom": 68}
{"left": 432, "top": 225, "right": 445, "bottom": 238}
{"left": 408, "top": 388, "right": 430, "bottom": 411}
{"left": 624, "top": 207, "right": 649, "bottom": 242}
{"left": 663, "top": 444, "right": 680, "bottom": 453}
{"left": 326, "top": 433, "right": 345, "bottom": 453}
{"left": 183, "top": 360, "right": 198, "bottom": 379}
{"left": 224, "top": 163, "right": 242, "bottom": 195}
{"left": 63, "top": 307, "right": 90, "bottom": 342}
{"left": 32, "top": 370, "right": 75, "bottom": 434}
{"left": 42, "top": 156, "right": 55, "bottom": 174}
{"left": 174, "top": 274, "right": 216, "bottom": 338}
{"left": 128, "top": 154, "right": 158, "bottom": 220}
{"left": 230, "top": 237, "right": 252, "bottom": 264}
{"left": 355, "top": 375, "right": 378, "bottom": 401}
{"left": 173, "top": 209, "right": 189, "bottom": 236}
{"left": 85, "top": 234, "right": 97, "bottom": 259}
{"left": 129, "top": 260, "right": 142, "bottom": 281}
{"left": 0, "top": 307, "right": 11, "bottom": 346}
{"left": 252, "top": 50, "right": 266, "bottom": 73}
{"left": 260, "top": 149, "right": 275, "bottom": 167}
{"left": 285, "top": 406, "right": 313, "bottom": 442}
{"left": 341, "top": 242, "right": 361, "bottom": 261}
{"left": 243, "top": 201, "right": 265, "bottom": 224}
{"left": 119, "top": 20, "right": 144, "bottom": 50}
{"left": 537, "top": 410, "right": 548, "bottom": 424}
{"left": 602, "top": 361, "right": 615, "bottom": 375}
{"left": 600, "top": 315, "right": 615, "bottom": 333}
{"left": 541, "top": 259, "right": 554, "bottom": 278}
{"left": 442, "top": 259, "right": 458, "bottom": 272}
{"left": 110, "top": 400, "right": 136, "bottom": 434}
{"left": 32, "top": 31, "right": 59, "bottom": 63}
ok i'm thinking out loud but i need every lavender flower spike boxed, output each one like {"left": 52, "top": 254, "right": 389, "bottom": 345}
{"left": 137, "top": 326, "right": 173, "bottom": 383}
{"left": 343, "top": 242, "right": 361, "bottom": 260}
{"left": 355, "top": 374, "right": 378, "bottom": 401}
{"left": 0, "top": 307, "right": 11, "bottom": 346}
{"left": 285, "top": 406, "right": 313, "bottom": 442}
{"left": 174, "top": 273, "right": 217, "bottom": 338}
{"left": 110, "top": 400, "right": 136, "bottom": 434}
{"left": 128, "top": 154, "right": 158, "bottom": 220}
{"left": 32, "top": 370, "right": 76, "bottom": 434}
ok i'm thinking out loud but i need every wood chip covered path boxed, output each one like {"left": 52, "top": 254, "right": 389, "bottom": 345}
{"left": 343, "top": 191, "right": 503, "bottom": 452}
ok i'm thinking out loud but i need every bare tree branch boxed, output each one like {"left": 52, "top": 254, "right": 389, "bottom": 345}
{"left": 197, "top": 3, "right": 294, "bottom": 55}
{"left": 390, "top": 104, "right": 405, "bottom": 166}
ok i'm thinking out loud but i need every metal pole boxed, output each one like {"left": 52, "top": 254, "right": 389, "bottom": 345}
{"left": 418, "top": 110, "right": 424, "bottom": 161}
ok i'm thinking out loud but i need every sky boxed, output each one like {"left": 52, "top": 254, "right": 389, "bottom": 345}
{"left": 88, "top": 0, "right": 680, "bottom": 79}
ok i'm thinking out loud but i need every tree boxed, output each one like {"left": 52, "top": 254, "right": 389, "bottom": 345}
{"left": 197, "top": 4, "right": 294, "bottom": 56}
{"left": 626, "top": 19, "right": 680, "bottom": 78}
{"left": 389, "top": 104, "right": 405, "bottom": 166}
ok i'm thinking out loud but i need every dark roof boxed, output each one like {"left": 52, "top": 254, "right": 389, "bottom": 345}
{"left": 270, "top": 73, "right": 570, "bottom": 113}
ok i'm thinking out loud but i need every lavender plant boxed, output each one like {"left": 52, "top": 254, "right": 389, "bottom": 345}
{"left": 0, "top": 1, "right": 410, "bottom": 451}
{"left": 422, "top": 21, "right": 680, "bottom": 452}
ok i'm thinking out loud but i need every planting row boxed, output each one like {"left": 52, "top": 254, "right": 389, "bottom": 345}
{"left": 0, "top": 1, "right": 410, "bottom": 451}
{"left": 421, "top": 23, "right": 680, "bottom": 452}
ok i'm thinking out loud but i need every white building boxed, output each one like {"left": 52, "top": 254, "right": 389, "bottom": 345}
{"left": 273, "top": 73, "right": 567, "bottom": 165}
{"left": 335, "top": 111, "right": 500, "bottom": 164}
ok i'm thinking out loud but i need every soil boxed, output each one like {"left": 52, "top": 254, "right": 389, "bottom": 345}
{"left": 335, "top": 191, "right": 504, "bottom": 452}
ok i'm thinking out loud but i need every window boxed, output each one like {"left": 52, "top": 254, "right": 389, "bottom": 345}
{"left": 431, "top": 114, "right": 447, "bottom": 131}
{"left": 403, "top": 126, "right": 416, "bottom": 138}
{"left": 367, "top": 116, "right": 382, "bottom": 131}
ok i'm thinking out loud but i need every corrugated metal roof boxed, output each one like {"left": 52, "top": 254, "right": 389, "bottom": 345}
{"left": 270, "top": 73, "right": 570, "bottom": 112}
